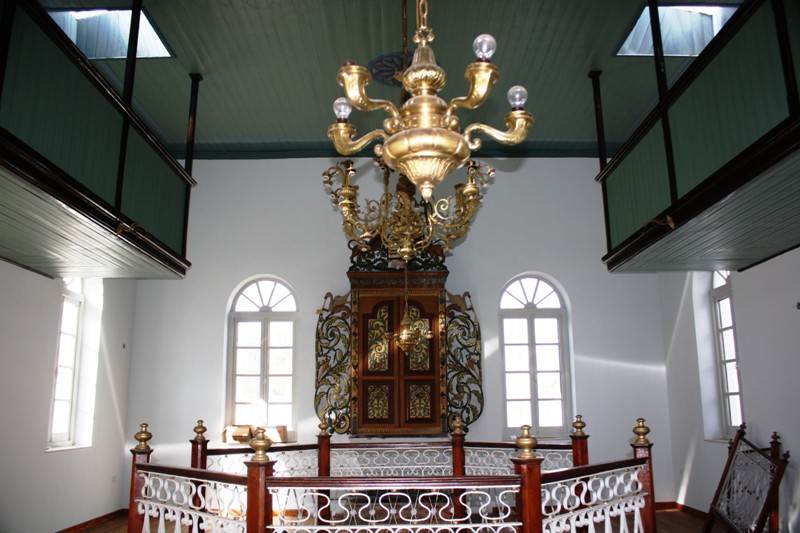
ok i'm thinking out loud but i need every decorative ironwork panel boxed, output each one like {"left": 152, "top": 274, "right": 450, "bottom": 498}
{"left": 445, "top": 291, "right": 484, "bottom": 431}
{"left": 367, "top": 305, "right": 390, "bottom": 371}
{"left": 135, "top": 471, "right": 247, "bottom": 533}
{"left": 541, "top": 464, "right": 647, "bottom": 533}
{"left": 366, "top": 383, "right": 391, "bottom": 420}
{"left": 408, "top": 383, "right": 432, "bottom": 419}
{"left": 273, "top": 449, "right": 320, "bottom": 478}
{"left": 712, "top": 437, "right": 782, "bottom": 530}
{"left": 465, "top": 447, "right": 517, "bottom": 476}
{"left": 331, "top": 446, "right": 453, "bottom": 477}
{"left": 315, "top": 292, "right": 352, "bottom": 434}
{"left": 270, "top": 480, "right": 520, "bottom": 533}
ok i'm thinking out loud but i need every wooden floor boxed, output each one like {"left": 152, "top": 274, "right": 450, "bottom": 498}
{"left": 81, "top": 509, "right": 721, "bottom": 532}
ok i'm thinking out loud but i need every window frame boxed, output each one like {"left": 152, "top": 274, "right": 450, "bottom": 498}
{"left": 226, "top": 277, "right": 298, "bottom": 433}
{"left": 48, "top": 278, "right": 85, "bottom": 447}
{"left": 710, "top": 270, "right": 744, "bottom": 437}
{"left": 499, "top": 274, "right": 573, "bottom": 440}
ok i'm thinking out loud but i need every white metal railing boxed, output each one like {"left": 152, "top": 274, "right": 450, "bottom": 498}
{"left": 541, "top": 463, "right": 647, "bottom": 533}
{"left": 465, "top": 446, "right": 573, "bottom": 475}
{"left": 269, "top": 477, "right": 521, "bottom": 533}
{"left": 208, "top": 448, "right": 320, "bottom": 477}
{"left": 330, "top": 446, "right": 453, "bottom": 477}
{"left": 136, "top": 469, "right": 248, "bottom": 533}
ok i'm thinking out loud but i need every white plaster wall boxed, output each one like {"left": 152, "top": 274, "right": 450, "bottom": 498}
{"left": 661, "top": 249, "right": 800, "bottom": 528}
{"left": 0, "top": 261, "right": 136, "bottom": 532}
{"left": 126, "top": 156, "right": 676, "bottom": 502}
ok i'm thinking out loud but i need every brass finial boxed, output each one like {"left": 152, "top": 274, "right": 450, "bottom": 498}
{"left": 134, "top": 423, "right": 153, "bottom": 451}
{"left": 451, "top": 416, "right": 465, "bottom": 435}
{"left": 633, "top": 418, "right": 650, "bottom": 445}
{"left": 250, "top": 427, "right": 272, "bottom": 461}
{"left": 193, "top": 420, "right": 208, "bottom": 442}
{"left": 572, "top": 415, "right": 586, "bottom": 436}
{"left": 319, "top": 420, "right": 330, "bottom": 435}
{"left": 515, "top": 425, "right": 538, "bottom": 458}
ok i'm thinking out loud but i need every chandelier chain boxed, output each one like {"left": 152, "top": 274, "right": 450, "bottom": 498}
{"left": 414, "top": 0, "right": 433, "bottom": 44}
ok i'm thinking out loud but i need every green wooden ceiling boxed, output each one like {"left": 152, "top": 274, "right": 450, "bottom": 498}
{"left": 40, "top": 0, "right": 741, "bottom": 160}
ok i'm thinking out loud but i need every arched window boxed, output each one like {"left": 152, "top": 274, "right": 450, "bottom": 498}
{"left": 500, "top": 274, "right": 573, "bottom": 439}
{"left": 227, "top": 277, "right": 297, "bottom": 432}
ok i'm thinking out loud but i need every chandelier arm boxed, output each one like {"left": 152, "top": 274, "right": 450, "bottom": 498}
{"left": 445, "top": 62, "right": 500, "bottom": 117}
{"left": 462, "top": 109, "right": 534, "bottom": 150}
{"left": 337, "top": 64, "right": 401, "bottom": 127}
{"left": 328, "top": 123, "right": 389, "bottom": 156}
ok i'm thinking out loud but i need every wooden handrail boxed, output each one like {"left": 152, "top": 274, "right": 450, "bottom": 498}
{"left": 541, "top": 457, "right": 648, "bottom": 484}
{"left": 136, "top": 463, "right": 247, "bottom": 485}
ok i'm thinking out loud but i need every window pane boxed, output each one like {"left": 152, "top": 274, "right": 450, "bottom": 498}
{"left": 268, "top": 283, "right": 291, "bottom": 309}
{"left": 503, "top": 318, "right": 528, "bottom": 344}
{"left": 51, "top": 400, "right": 71, "bottom": 434}
{"left": 269, "top": 321, "right": 293, "bottom": 347}
{"left": 237, "top": 322, "right": 262, "bottom": 347}
{"left": 58, "top": 333, "right": 77, "bottom": 367}
{"left": 54, "top": 368, "right": 74, "bottom": 400}
{"left": 713, "top": 270, "right": 729, "bottom": 289}
{"left": 234, "top": 403, "right": 259, "bottom": 426}
{"left": 500, "top": 292, "right": 525, "bottom": 309}
{"left": 534, "top": 318, "right": 559, "bottom": 344}
{"left": 728, "top": 395, "right": 743, "bottom": 427}
{"left": 236, "top": 376, "right": 261, "bottom": 402}
{"left": 533, "top": 280, "right": 558, "bottom": 307}
{"left": 271, "top": 295, "right": 297, "bottom": 312}
{"left": 504, "top": 281, "right": 526, "bottom": 307}
{"left": 268, "top": 404, "right": 292, "bottom": 427}
{"left": 504, "top": 345, "right": 530, "bottom": 372}
{"left": 234, "top": 297, "right": 259, "bottom": 312}
{"left": 724, "top": 362, "right": 740, "bottom": 393}
{"left": 721, "top": 329, "right": 736, "bottom": 360}
{"left": 520, "top": 278, "right": 539, "bottom": 304}
{"left": 236, "top": 349, "right": 261, "bottom": 374}
{"left": 717, "top": 298, "right": 733, "bottom": 328}
{"left": 506, "top": 400, "right": 532, "bottom": 428}
{"left": 269, "top": 376, "right": 293, "bottom": 403}
{"left": 241, "top": 283, "right": 265, "bottom": 308}
{"left": 538, "top": 400, "right": 563, "bottom": 427}
{"left": 537, "top": 291, "right": 561, "bottom": 309}
{"left": 269, "top": 348, "right": 293, "bottom": 374}
{"left": 61, "top": 300, "right": 80, "bottom": 335}
{"left": 535, "top": 345, "right": 560, "bottom": 371}
{"left": 505, "top": 373, "right": 531, "bottom": 400}
{"left": 537, "top": 372, "right": 563, "bottom": 399}
{"left": 257, "top": 281, "right": 276, "bottom": 306}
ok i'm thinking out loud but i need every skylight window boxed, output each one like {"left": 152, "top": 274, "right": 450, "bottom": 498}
{"left": 618, "top": 5, "right": 738, "bottom": 57}
{"left": 48, "top": 9, "right": 171, "bottom": 59}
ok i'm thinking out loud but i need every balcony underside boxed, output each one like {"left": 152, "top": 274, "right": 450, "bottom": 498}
{"left": 603, "top": 120, "right": 800, "bottom": 272}
{"left": 0, "top": 136, "right": 189, "bottom": 279}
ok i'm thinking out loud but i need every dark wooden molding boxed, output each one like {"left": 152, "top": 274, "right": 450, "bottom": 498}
{"left": 55, "top": 508, "right": 127, "bottom": 533}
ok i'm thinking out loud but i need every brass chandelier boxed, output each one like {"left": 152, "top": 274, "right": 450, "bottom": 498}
{"left": 325, "top": 0, "right": 534, "bottom": 260}
{"left": 323, "top": 157, "right": 494, "bottom": 261}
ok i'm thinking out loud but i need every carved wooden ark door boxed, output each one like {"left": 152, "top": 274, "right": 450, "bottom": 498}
{"left": 352, "top": 272, "right": 446, "bottom": 435}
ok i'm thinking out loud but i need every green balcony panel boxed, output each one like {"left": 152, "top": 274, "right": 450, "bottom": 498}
{"left": 669, "top": 1, "right": 790, "bottom": 199}
{"left": 121, "top": 127, "right": 187, "bottom": 255}
{"left": 606, "top": 123, "right": 671, "bottom": 249}
{"left": 0, "top": 8, "right": 122, "bottom": 205}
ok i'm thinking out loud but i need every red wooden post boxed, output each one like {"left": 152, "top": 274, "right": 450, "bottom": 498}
{"left": 246, "top": 428, "right": 275, "bottom": 533}
{"left": 190, "top": 420, "right": 209, "bottom": 469}
{"left": 512, "top": 425, "right": 544, "bottom": 533}
{"left": 631, "top": 418, "right": 657, "bottom": 533}
{"left": 128, "top": 423, "right": 154, "bottom": 533}
{"left": 317, "top": 421, "right": 332, "bottom": 521}
{"left": 769, "top": 432, "right": 781, "bottom": 533}
{"left": 318, "top": 421, "right": 331, "bottom": 477}
{"left": 451, "top": 417, "right": 466, "bottom": 518}
{"left": 570, "top": 415, "right": 589, "bottom": 467}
